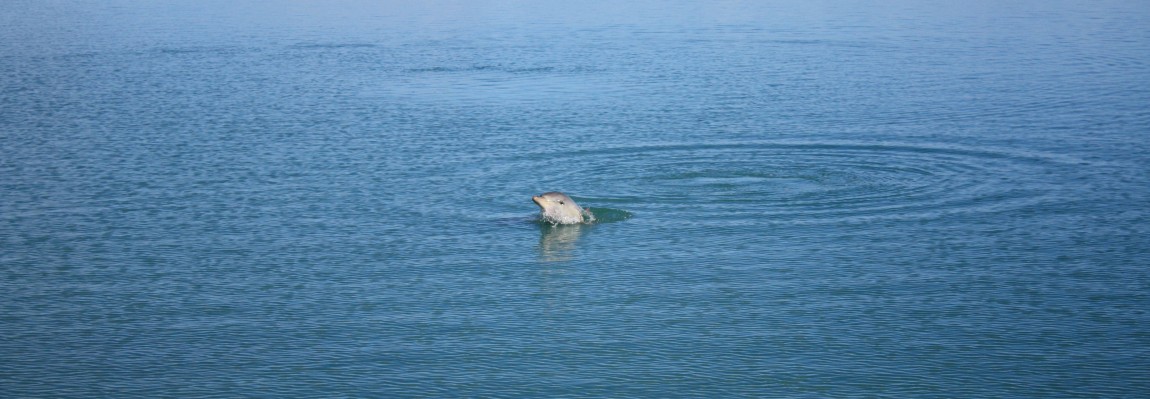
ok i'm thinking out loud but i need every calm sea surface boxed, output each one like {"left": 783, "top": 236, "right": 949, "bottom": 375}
{"left": 3, "top": 1, "right": 1149, "bottom": 397}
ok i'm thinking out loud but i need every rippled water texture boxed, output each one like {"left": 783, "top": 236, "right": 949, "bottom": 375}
{"left": 3, "top": 1, "right": 1149, "bottom": 397}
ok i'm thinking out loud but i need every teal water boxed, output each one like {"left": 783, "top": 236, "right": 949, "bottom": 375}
{"left": 3, "top": 1, "right": 1149, "bottom": 397}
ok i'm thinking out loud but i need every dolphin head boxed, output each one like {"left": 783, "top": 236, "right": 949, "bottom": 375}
{"left": 533, "top": 191, "right": 586, "bottom": 224}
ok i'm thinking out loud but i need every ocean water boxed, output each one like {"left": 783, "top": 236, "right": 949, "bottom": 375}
{"left": 3, "top": 0, "right": 1149, "bottom": 397}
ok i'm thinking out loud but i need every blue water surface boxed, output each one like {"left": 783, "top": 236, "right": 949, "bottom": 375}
{"left": 2, "top": 1, "right": 1149, "bottom": 397}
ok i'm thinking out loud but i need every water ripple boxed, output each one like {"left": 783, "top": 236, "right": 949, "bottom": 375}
{"left": 500, "top": 141, "right": 1080, "bottom": 224}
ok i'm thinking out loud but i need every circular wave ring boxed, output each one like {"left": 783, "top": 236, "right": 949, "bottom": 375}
{"left": 505, "top": 141, "right": 1074, "bottom": 224}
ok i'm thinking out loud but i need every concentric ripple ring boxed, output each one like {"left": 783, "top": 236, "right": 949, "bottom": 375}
{"left": 502, "top": 141, "right": 1078, "bottom": 224}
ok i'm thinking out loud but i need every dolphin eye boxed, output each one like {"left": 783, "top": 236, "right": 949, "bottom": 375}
{"left": 558, "top": 201, "right": 565, "bottom": 205}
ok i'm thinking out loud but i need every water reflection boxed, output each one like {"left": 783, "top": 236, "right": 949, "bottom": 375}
{"left": 536, "top": 223, "right": 588, "bottom": 262}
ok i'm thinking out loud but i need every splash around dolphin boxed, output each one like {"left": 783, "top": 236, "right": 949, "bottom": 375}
{"left": 532, "top": 192, "right": 596, "bottom": 225}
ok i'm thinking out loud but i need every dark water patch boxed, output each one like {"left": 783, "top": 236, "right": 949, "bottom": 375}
{"left": 405, "top": 65, "right": 499, "bottom": 73}
{"left": 149, "top": 46, "right": 251, "bottom": 57}
{"left": 404, "top": 64, "right": 563, "bottom": 74}
{"left": 583, "top": 207, "right": 634, "bottom": 224}
{"left": 290, "top": 43, "right": 378, "bottom": 50}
